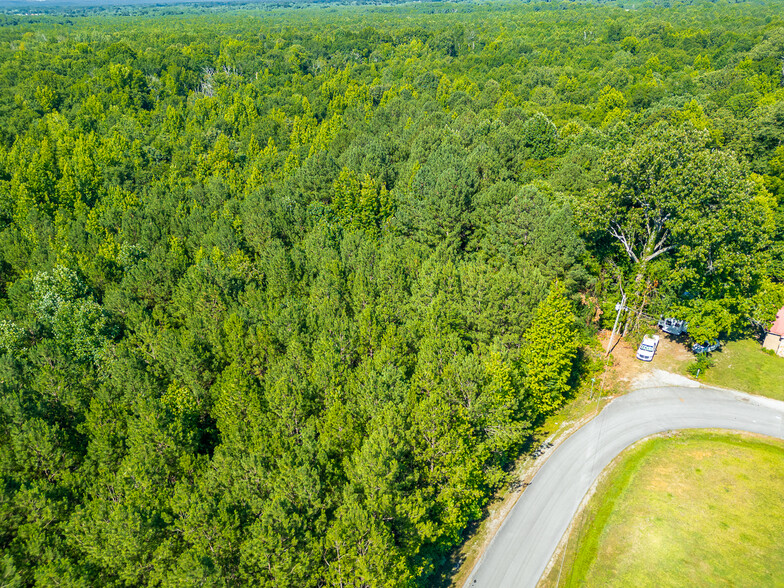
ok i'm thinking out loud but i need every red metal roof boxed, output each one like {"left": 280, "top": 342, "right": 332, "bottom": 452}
{"left": 771, "top": 307, "right": 784, "bottom": 337}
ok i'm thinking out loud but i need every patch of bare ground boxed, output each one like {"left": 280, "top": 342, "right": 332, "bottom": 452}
{"left": 598, "top": 329, "right": 695, "bottom": 392}
{"left": 596, "top": 330, "right": 646, "bottom": 392}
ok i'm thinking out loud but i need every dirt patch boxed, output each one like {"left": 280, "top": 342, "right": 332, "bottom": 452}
{"left": 597, "top": 330, "right": 696, "bottom": 393}
{"left": 597, "top": 330, "right": 644, "bottom": 392}
{"left": 654, "top": 333, "right": 694, "bottom": 371}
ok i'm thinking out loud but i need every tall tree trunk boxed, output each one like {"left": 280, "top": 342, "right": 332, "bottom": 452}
{"left": 622, "top": 228, "right": 661, "bottom": 334}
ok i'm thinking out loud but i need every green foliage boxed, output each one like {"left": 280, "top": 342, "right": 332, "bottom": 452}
{"left": 330, "top": 168, "right": 393, "bottom": 239}
{"left": 521, "top": 113, "right": 559, "bottom": 160}
{"left": 748, "top": 279, "right": 784, "bottom": 332}
{"left": 686, "top": 352, "right": 715, "bottom": 377}
{"left": 0, "top": 1, "right": 782, "bottom": 585}
{"left": 0, "top": 319, "right": 24, "bottom": 354}
{"left": 582, "top": 122, "right": 774, "bottom": 339}
{"left": 28, "top": 266, "right": 115, "bottom": 364}
{"left": 522, "top": 282, "right": 581, "bottom": 417}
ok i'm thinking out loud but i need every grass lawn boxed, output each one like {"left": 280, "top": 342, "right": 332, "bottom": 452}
{"left": 699, "top": 339, "right": 784, "bottom": 401}
{"left": 550, "top": 431, "right": 784, "bottom": 588}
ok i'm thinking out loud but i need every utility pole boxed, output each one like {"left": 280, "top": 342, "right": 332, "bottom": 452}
{"left": 605, "top": 293, "right": 626, "bottom": 358}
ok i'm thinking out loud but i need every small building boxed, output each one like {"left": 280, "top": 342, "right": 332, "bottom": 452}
{"left": 763, "top": 306, "right": 784, "bottom": 358}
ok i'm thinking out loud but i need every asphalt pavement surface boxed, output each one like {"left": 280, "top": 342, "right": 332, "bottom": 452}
{"left": 464, "top": 385, "right": 784, "bottom": 588}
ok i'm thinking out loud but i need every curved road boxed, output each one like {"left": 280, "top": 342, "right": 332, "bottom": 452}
{"left": 464, "top": 385, "right": 784, "bottom": 588}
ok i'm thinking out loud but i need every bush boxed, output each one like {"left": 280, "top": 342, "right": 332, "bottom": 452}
{"left": 687, "top": 353, "right": 715, "bottom": 377}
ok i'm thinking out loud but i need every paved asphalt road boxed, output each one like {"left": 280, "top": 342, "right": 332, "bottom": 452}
{"left": 464, "top": 385, "right": 784, "bottom": 588}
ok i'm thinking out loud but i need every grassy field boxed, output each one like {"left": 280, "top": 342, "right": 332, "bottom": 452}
{"left": 699, "top": 339, "right": 784, "bottom": 401}
{"left": 547, "top": 431, "right": 784, "bottom": 588}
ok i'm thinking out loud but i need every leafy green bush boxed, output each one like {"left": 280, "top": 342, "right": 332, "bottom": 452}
{"left": 687, "top": 353, "right": 715, "bottom": 377}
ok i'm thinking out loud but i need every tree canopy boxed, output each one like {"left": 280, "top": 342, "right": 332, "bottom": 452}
{"left": 583, "top": 122, "right": 775, "bottom": 338}
{"left": 0, "top": 0, "right": 783, "bottom": 585}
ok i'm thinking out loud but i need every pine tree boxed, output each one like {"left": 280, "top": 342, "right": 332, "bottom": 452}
{"left": 521, "top": 282, "right": 580, "bottom": 418}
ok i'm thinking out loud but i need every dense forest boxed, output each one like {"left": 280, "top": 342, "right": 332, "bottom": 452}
{"left": 0, "top": 0, "right": 783, "bottom": 585}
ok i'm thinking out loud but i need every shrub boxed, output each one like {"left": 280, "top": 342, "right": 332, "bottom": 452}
{"left": 687, "top": 353, "right": 715, "bottom": 377}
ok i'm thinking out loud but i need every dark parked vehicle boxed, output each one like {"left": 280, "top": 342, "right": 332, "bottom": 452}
{"left": 692, "top": 339, "right": 720, "bottom": 354}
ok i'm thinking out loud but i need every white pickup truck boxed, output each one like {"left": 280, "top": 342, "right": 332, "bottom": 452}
{"left": 636, "top": 334, "right": 660, "bottom": 362}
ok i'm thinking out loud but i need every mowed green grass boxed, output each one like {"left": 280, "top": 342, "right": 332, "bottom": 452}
{"left": 560, "top": 432, "right": 784, "bottom": 588}
{"left": 700, "top": 339, "right": 784, "bottom": 401}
